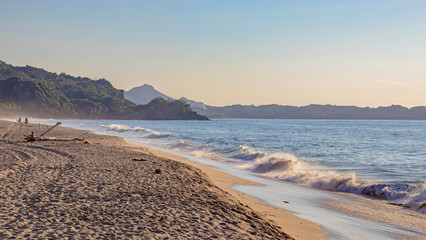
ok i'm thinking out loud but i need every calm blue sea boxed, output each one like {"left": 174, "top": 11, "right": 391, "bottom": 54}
{"left": 40, "top": 119, "right": 426, "bottom": 213}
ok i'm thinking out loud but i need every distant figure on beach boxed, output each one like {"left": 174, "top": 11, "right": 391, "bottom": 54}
{"left": 24, "top": 117, "right": 29, "bottom": 125}
{"left": 17, "top": 117, "right": 22, "bottom": 124}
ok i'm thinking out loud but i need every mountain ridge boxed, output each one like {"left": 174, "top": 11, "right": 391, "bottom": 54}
{"left": 125, "top": 84, "right": 426, "bottom": 120}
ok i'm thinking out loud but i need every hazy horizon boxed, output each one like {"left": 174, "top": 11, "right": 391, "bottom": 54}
{"left": 126, "top": 83, "right": 426, "bottom": 108}
{"left": 1, "top": 0, "right": 425, "bottom": 107}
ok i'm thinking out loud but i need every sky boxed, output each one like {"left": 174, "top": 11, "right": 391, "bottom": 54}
{"left": 1, "top": 0, "right": 425, "bottom": 107}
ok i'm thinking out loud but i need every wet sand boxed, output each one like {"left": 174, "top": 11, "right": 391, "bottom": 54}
{"left": 0, "top": 120, "right": 323, "bottom": 239}
{"left": 323, "top": 191, "right": 426, "bottom": 240}
{"left": 147, "top": 148, "right": 324, "bottom": 240}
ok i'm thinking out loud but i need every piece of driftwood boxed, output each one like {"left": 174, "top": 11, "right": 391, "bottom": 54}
{"left": 36, "top": 122, "right": 61, "bottom": 140}
{"left": 24, "top": 133, "right": 85, "bottom": 142}
{"left": 24, "top": 122, "right": 85, "bottom": 142}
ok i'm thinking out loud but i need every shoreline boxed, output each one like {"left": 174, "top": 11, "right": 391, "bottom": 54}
{"left": 68, "top": 119, "right": 426, "bottom": 239}
{"left": 89, "top": 125, "right": 325, "bottom": 239}
{"left": 0, "top": 120, "right": 323, "bottom": 239}
{"left": 145, "top": 147, "right": 325, "bottom": 240}
{"left": 123, "top": 127, "right": 425, "bottom": 239}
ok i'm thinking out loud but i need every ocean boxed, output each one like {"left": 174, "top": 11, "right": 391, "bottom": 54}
{"left": 37, "top": 119, "right": 426, "bottom": 238}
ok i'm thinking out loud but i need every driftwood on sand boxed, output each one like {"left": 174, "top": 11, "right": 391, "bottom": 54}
{"left": 24, "top": 132, "right": 85, "bottom": 142}
{"left": 24, "top": 122, "right": 85, "bottom": 142}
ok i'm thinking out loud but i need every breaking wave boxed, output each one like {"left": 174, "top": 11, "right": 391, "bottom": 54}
{"left": 100, "top": 124, "right": 172, "bottom": 138}
{"left": 98, "top": 124, "right": 425, "bottom": 213}
{"left": 234, "top": 145, "right": 425, "bottom": 213}
{"left": 101, "top": 124, "right": 132, "bottom": 132}
{"left": 144, "top": 131, "right": 172, "bottom": 138}
{"left": 133, "top": 127, "right": 150, "bottom": 132}
{"left": 230, "top": 145, "right": 265, "bottom": 160}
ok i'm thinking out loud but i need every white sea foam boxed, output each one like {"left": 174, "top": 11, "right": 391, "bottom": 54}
{"left": 235, "top": 145, "right": 425, "bottom": 213}
{"left": 168, "top": 140, "right": 218, "bottom": 159}
{"left": 132, "top": 127, "right": 150, "bottom": 132}
{"left": 230, "top": 145, "right": 265, "bottom": 160}
{"left": 132, "top": 126, "right": 171, "bottom": 138}
{"left": 170, "top": 140, "right": 194, "bottom": 150}
{"left": 144, "top": 131, "right": 172, "bottom": 138}
{"left": 101, "top": 124, "right": 132, "bottom": 132}
{"left": 191, "top": 150, "right": 220, "bottom": 159}
{"left": 100, "top": 125, "right": 171, "bottom": 138}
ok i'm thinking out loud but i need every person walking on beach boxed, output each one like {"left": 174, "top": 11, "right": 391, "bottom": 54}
{"left": 24, "top": 117, "right": 29, "bottom": 125}
{"left": 18, "top": 117, "right": 22, "bottom": 124}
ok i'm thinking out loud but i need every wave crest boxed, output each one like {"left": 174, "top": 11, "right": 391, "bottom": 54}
{"left": 237, "top": 146, "right": 425, "bottom": 213}
{"left": 101, "top": 124, "right": 132, "bottom": 132}
{"left": 230, "top": 145, "right": 265, "bottom": 160}
{"left": 133, "top": 127, "right": 150, "bottom": 132}
{"left": 144, "top": 131, "right": 172, "bottom": 138}
{"left": 100, "top": 124, "right": 171, "bottom": 138}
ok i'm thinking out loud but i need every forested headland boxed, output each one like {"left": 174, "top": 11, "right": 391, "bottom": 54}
{"left": 0, "top": 61, "right": 208, "bottom": 120}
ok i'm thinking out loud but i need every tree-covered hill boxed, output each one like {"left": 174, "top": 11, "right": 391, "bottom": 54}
{"left": 129, "top": 97, "right": 207, "bottom": 120}
{"left": 0, "top": 61, "right": 208, "bottom": 120}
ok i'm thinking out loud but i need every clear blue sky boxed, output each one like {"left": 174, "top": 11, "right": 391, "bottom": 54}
{"left": 1, "top": 0, "right": 425, "bottom": 106}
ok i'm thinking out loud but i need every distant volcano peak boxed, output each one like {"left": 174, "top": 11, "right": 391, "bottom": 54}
{"left": 125, "top": 84, "right": 172, "bottom": 105}
{"left": 141, "top": 84, "right": 154, "bottom": 88}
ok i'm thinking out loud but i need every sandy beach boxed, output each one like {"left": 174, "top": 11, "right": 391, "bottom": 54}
{"left": 0, "top": 120, "right": 323, "bottom": 239}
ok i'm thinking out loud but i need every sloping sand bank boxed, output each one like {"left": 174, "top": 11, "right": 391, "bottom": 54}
{"left": 0, "top": 121, "right": 322, "bottom": 239}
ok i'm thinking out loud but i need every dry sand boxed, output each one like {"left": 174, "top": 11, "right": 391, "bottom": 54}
{"left": 0, "top": 120, "right": 323, "bottom": 239}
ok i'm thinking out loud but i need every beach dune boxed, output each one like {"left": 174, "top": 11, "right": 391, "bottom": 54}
{"left": 0, "top": 121, "right": 295, "bottom": 239}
